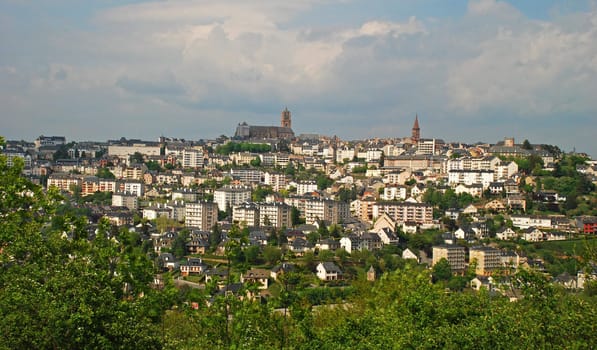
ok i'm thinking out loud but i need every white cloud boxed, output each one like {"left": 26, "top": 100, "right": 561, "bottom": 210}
{"left": 1, "top": 0, "right": 596, "bottom": 155}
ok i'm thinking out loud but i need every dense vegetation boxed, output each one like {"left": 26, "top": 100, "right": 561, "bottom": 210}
{"left": 216, "top": 142, "right": 271, "bottom": 155}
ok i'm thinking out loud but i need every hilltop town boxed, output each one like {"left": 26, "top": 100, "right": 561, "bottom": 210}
{"left": 1, "top": 110, "right": 596, "bottom": 347}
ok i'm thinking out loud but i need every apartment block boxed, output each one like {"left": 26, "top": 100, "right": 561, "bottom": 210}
{"left": 185, "top": 201, "right": 219, "bottom": 231}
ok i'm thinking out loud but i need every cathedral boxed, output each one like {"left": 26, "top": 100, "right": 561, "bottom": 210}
{"left": 234, "top": 108, "right": 295, "bottom": 140}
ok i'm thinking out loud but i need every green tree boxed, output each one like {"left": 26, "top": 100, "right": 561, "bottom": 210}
{"left": 96, "top": 167, "right": 116, "bottom": 179}
{"left": 0, "top": 152, "right": 167, "bottom": 349}
{"left": 431, "top": 258, "right": 452, "bottom": 283}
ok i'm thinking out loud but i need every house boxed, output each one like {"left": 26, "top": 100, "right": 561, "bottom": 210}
{"left": 360, "top": 232, "right": 383, "bottom": 251}
{"left": 485, "top": 199, "right": 506, "bottom": 212}
{"left": 488, "top": 182, "right": 504, "bottom": 195}
{"left": 186, "top": 237, "right": 210, "bottom": 254}
{"left": 402, "top": 248, "right": 420, "bottom": 262}
{"left": 455, "top": 226, "right": 476, "bottom": 241}
{"left": 289, "top": 238, "right": 313, "bottom": 256}
{"left": 158, "top": 253, "right": 179, "bottom": 271}
{"left": 495, "top": 227, "right": 517, "bottom": 240}
{"left": 241, "top": 268, "right": 270, "bottom": 289}
{"left": 462, "top": 204, "right": 478, "bottom": 215}
{"left": 454, "top": 184, "right": 483, "bottom": 197}
{"left": 180, "top": 257, "right": 207, "bottom": 276}
{"left": 340, "top": 234, "right": 360, "bottom": 254}
{"left": 522, "top": 227, "right": 544, "bottom": 242}
{"left": 315, "top": 238, "right": 340, "bottom": 252}
{"left": 554, "top": 272, "right": 577, "bottom": 289}
{"left": 470, "top": 276, "right": 493, "bottom": 291}
{"left": 316, "top": 262, "right": 343, "bottom": 281}
{"left": 270, "top": 263, "right": 295, "bottom": 281}
{"left": 544, "top": 231, "right": 567, "bottom": 241}
{"left": 375, "top": 227, "right": 399, "bottom": 245}
{"left": 445, "top": 208, "right": 462, "bottom": 220}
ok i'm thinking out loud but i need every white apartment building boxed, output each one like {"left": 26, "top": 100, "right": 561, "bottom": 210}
{"left": 230, "top": 169, "right": 263, "bottom": 184}
{"left": 185, "top": 201, "right": 219, "bottom": 231}
{"left": 233, "top": 202, "right": 260, "bottom": 227}
{"left": 304, "top": 199, "right": 350, "bottom": 225}
{"left": 182, "top": 149, "right": 204, "bottom": 168}
{"left": 112, "top": 192, "right": 138, "bottom": 210}
{"left": 381, "top": 185, "right": 407, "bottom": 201}
{"left": 448, "top": 170, "right": 495, "bottom": 189}
{"left": 259, "top": 202, "right": 292, "bottom": 228}
{"left": 119, "top": 180, "right": 144, "bottom": 197}
{"left": 213, "top": 185, "right": 252, "bottom": 211}
{"left": 372, "top": 202, "right": 433, "bottom": 225}
{"left": 296, "top": 181, "right": 318, "bottom": 195}
{"left": 263, "top": 172, "right": 289, "bottom": 192}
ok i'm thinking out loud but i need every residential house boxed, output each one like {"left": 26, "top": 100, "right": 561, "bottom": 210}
{"left": 496, "top": 227, "right": 517, "bottom": 240}
{"left": 402, "top": 248, "right": 420, "bottom": 262}
{"left": 180, "top": 257, "right": 207, "bottom": 276}
{"left": 241, "top": 268, "right": 270, "bottom": 289}
{"left": 316, "top": 262, "right": 343, "bottom": 281}
{"left": 522, "top": 227, "right": 544, "bottom": 242}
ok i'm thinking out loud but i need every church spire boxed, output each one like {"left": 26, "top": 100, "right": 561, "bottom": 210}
{"left": 412, "top": 114, "right": 420, "bottom": 143}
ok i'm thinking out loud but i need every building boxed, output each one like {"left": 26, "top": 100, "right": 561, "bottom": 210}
{"left": 112, "top": 192, "right": 139, "bottom": 210}
{"left": 259, "top": 202, "right": 292, "bottom": 228}
{"left": 304, "top": 198, "right": 350, "bottom": 225}
{"left": 411, "top": 115, "right": 420, "bottom": 144}
{"left": 448, "top": 170, "right": 495, "bottom": 189}
{"left": 233, "top": 202, "right": 260, "bottom": 227}
{"left": 47, "top": 173, "right": 82, "bottom": 193}
{"left": 281, "top": 107, "right": 292, "bottom": 128}
{"left": 185, "top": 201, "right": 219, "bottom": 231}
{"left": 35, "top": 135, "right": 66, "bottom": 148}
{"left": 240, "top": 268, "right": 270, "bottom": 289}
{"left": 181, "top": 149, "right": 204, "bottom": 169}
{"left": 213, "top": 185, "right": 252, "bottom": 211}
{"left": 372, "top": 202, "right": 433, "bottom": 225}
{"left": 296, "top": 181, "right": 318, "bottom": 195}
{"left": 576, "top": 216, "right": 597, "bottom": 234}
{"left": 234, "top": 108, "right": 295, "bottom": 140}
{"left": 316, "top": 262, "right": 343, "bottom": 281}
{"left": 432, "top": 245, "right": 466, "bottom": 272}
{"left": 469, "top": 246, "right": 501, "bottom": 275}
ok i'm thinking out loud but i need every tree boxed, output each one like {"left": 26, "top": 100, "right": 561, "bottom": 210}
{"left": 522, "top": 139, "right": 533, "bottom": 150}
{"left": 0, "top": 152, "right": 166, "bottom": 348}
{"left": 96, "top": 167, "right": 115, "bottom": 179}
{"left": 263, "top": 246, "right": 282, "bottom": 265}
{"left": 209, "top": 223, "right": 223, "bottom": 252}
{"left": 431, "top": 258, "right": 452, "bottom": 283}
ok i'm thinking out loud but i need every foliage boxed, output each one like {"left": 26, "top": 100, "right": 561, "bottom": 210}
{"left": 215, "top": 142, "right": 271, "bottom": 155}
{"left": 0, "top": 153, "right": 167, "bottom": 348}
{"left": 96, "top": 167, "right": 116, "bottom": 179}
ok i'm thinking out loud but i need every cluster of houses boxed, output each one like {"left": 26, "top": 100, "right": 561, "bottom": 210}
{"left": 2, "top": 129, "right": 597, "bottom": 297}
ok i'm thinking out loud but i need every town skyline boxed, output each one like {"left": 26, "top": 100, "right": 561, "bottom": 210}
{"left": 1, "top": 0, "right": 596, "bottom": 157}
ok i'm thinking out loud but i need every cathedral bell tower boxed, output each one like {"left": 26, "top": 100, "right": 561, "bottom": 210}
{"left": 281, "top": 107, "right": 291, "bottom": 128}
{"left": 412, "top": 114, "right": 420, "bottom": 143}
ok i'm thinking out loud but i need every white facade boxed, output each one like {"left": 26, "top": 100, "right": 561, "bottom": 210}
{"left": 182, "top": 149, "right": 204, "bottom": 168}
{"left": 382, "top": 186, "right": 407, "bottom": 201}
{"left": 185, "top": 202, "right": 218, "bottom": 231}
{"left": 213, "top": 185, "right": 252, "bottom": 211}
{"left": 448, "top": 170, "right": 495, "bottom": 189}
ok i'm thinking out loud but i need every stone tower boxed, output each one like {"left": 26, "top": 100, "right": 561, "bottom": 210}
{"left": 281, "top": 107, "right": 291, "bottom": 128}
{"left": 412, "top": 114, "right": 420, "bottom": 143}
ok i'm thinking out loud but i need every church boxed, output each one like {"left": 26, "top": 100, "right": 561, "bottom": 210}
{"left": 234, "top": 108, "right": 295, "bottom": 140}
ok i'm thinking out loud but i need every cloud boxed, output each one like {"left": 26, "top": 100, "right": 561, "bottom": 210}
{"left": 0, "top": 0, "right": 596, "bottom": 156}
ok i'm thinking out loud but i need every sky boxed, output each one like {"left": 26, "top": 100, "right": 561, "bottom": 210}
{"left": 1, "top": 0, "right": 596, "bottom": 157}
